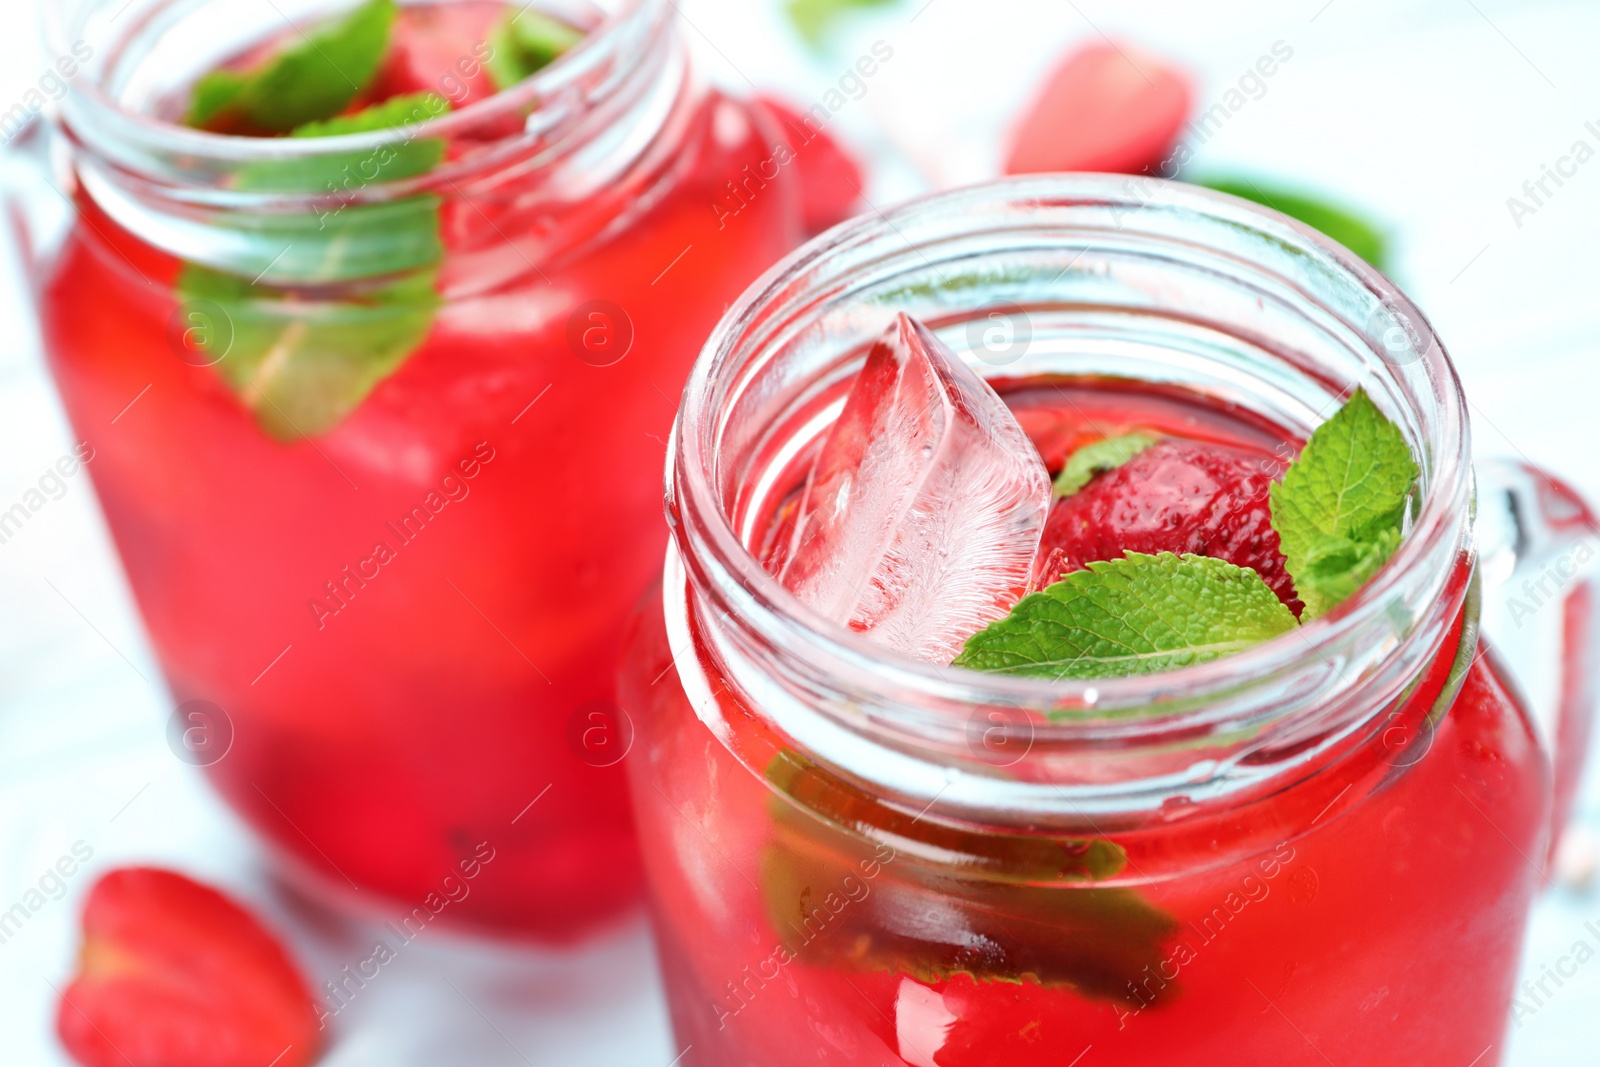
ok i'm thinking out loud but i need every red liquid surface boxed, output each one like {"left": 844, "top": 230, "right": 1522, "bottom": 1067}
{"left": 42, "top": 8, "right": 801, "bottom": 936}
{"left": 621, "top": 379, "right": 1551, "bottom": 1064}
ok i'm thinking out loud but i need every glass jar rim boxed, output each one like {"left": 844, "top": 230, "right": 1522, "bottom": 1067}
{"left": 669, "top": 174, "right": 1474, "bottom": 745}
{"left": 46, "top": 0, "right": 665, "bottom": 178}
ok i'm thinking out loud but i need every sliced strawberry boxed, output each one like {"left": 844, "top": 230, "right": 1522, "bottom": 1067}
{"left": 757, "top": 95, "right": 866, "bottom": 234}
{"left": 1004, "top": 41, "right": 1192, "bottom": 176}
{"left": 56, "top": 868, "right": 321, "bottom": 1067}
{"left": 1038, "top": 438, "right": 1301, "bottom": 612}
{"left": 370, "top": 1, "right": 505, "bottom": 107}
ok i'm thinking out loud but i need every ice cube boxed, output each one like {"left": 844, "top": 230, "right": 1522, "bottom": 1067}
{"left": 779, "top": 313, "right": 1051, "bottom": 663}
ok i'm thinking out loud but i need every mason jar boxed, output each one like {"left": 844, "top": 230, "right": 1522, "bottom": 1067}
{"left": 23, "top": 0, "right": 803, "bottom": 937}
{"left": 620, "top": 176, "right": 1599, "bottom": 1063}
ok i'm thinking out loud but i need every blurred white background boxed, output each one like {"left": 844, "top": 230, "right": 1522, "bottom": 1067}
{"left": 0, "top": 0, "right": 1597, "bottom": 1063}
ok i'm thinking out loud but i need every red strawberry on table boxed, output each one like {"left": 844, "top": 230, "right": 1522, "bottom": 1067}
{"left": 1038, "top": 438, "right": 1302, "bottom": 612}
{"left": 1005, "top": 41, "right": 1192, "bottom": 176}
{"left": 56, "top": 868, "right": 321, "bottom": 1067}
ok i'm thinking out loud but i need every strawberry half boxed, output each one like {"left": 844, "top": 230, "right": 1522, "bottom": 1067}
{"left": 56, "top": 868, "right": 322, "bottom": 1067}
{"left": 1004, "top": 41, "right": 1192, "bottom": 176}
{"left": 1037, "top": 439, "right": 1302, "bottom": 612}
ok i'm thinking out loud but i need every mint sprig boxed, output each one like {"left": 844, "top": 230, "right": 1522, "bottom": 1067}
{"left": 957, "top": 389, "right": 1417, "bottom": 677}
{"left": 1053, "top": 432, "right": 1158, "bottom": 499}
{"left": 953, "top": 552, "right": 1297, "bottom": 679}
{"left": 485, "top": 9, "right": 583, "bottom": 90}
{"left": 1269, "top": 388, "right": 1417, "bottom": 618}
{"left": 186, "top": 0, "right": 396, "bottom": 134}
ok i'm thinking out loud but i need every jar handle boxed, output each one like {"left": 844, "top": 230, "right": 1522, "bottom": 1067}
{"left": 1475, "top": 457, "right": 1600, "bottom": 864}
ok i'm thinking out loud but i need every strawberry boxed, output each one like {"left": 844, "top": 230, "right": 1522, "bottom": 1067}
{"left": 1037, "top": 439, "right": 1302, "bottom": 612}
{"left": 56, "top": 868, "right": 322, "bottom": 1067}
{"left": 1004, "top": 41, "right": 1192, "bottom": 176}
{"left": 757, "top": 96, "right": 866, "bottom": 234}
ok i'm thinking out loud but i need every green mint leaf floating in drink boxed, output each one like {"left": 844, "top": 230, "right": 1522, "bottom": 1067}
{"left": 953, "top": 552, "right": 1297, "bottom": 679}
{"left": 175, "top": 267, "right": 439, "bottom": 440}
{"left": 1269, "top": 388, "right": 1417, "bottom": 618}
{"left": 1196, "top": 176, "right": 1389, "bottom": 270}
{"left": 1052, "top": 431, "right": 1160, "bottom": 499}
{"left": 186, "top": 0, "right": 397, "bottom": 134}
{"left": 760, "top": 751, "right": 1180, "bottom": 1001}
{"left": 485, "top": 8, "right": 583, "bottom": 90}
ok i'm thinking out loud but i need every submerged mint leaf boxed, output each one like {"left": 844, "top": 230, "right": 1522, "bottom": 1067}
{"left": 1197, "top": 176, "right": 1389, "bottom": 269}
{"left": 1269, "top": 388, "right": 1417, "bottom": 618}
{"left": 760, "top": 750, "right": 1178, "bottom": 1000}
{"left": 1053, "top": 432, "right": 1159, "bottom": 499}
{"left": 953, "top": 552, "right": 1297, "bottom": 679}
{"left": 175, "top": 265, "right": 439, "bottom": 440}
{"left": 185, "top": 0, "right": 396, "bottom": 133}
{"left": 484, "top": 9, "right": 583, "bottom": 90}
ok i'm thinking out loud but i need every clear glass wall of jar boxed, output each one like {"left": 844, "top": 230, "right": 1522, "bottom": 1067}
{"left": 621, "top": 177, "right": 1599, "bottom": 1064}
{"left": 28, "top": 0, "right": 804, "bottom": 937}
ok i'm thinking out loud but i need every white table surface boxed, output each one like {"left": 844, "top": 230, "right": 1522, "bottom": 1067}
{"left": 0, "top": 0, "right": 1596, "bottom": 1063}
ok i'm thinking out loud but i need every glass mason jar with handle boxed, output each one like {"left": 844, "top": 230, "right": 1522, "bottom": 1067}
{"left": 620, "top": 177, "right": 1600, "bottom": 1064}
{"left": 18, "top": 0, "right": 804, "bottom": 937}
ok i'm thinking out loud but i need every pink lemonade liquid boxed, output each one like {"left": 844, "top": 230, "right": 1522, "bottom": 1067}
{"left": 42, "top": 1, "right": 802, "bottom": 935}
{"left": 622, "top": 372, "right": 1550, "bottom": 1065}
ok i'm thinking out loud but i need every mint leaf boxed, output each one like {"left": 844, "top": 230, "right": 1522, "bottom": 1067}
{"left": 1269, "top": 388, "right": 1417, "bottom": 618}
{"left": 953, "top": 552, "right": 1298, "bottom": 679}
{"left": 786, "top": 0, "right": 901, "bottom": 47}
{"left": 760, "top": 751, "right": 1178, "bottom": 1000}
{"left": 485, "top": 9, "right": 583, "bottom": 90}
{"left": 1196, "top": 176, "right": 1388, "bottom": 269}
{"left": 177, "top": 94, "right": 450, "bottom": 439}
{"left": 175, "top": 266, "right": 439, "bottom": 440}
{"left": 1053, "top": 432, "right": 1159, "bottom": 499}
{"left": 185, "top": 0, "right": 396, "bottom": 133}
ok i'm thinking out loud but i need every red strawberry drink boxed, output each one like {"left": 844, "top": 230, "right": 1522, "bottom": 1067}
{"left": 621, "top": 179, "right": 1600, "bottom": 1064}
{"left": 37, "top": 0, "right": 810, "bottom": 936}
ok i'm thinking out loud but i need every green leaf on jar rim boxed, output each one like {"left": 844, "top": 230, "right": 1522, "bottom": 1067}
{"left": 185, "top": 0, "right": 397, "bottom": 134}
{"left": 484, "top": 9, "right": 584, "bottom": 90}
{"left": 761, "top": 752, "right": 1181, "bottom": 1001}
{"left": 1195, "top": 176, "right": 1389, "bottom": 270}
{"left": 954, "top": 553, "right": 1299, "bottom": 680}
{"left": 174, "top": 265, "right": 439, "bottom": 440}
{"left": 1052, "top": 431, "right": 1160, "bottom": 499}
